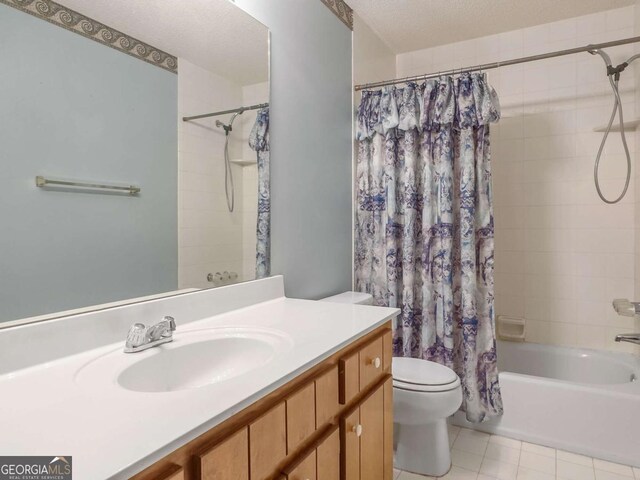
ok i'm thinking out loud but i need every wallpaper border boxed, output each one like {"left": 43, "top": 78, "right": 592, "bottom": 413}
{"left": 320, "top": 0, "right": 353, "bottom": 30}
{"left": 0, "top": 0, "right": 178, "bottom": 73}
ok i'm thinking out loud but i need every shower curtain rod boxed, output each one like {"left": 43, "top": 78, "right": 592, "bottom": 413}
{"left": 354, "top": 35, "right": 640, "bottom": 91}
{"left": 182, "top": 102, "right": 269, "bottom": 122}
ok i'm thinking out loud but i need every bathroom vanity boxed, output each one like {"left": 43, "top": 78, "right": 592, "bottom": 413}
{"left": 0, "top": 277, "right": 399, "bottom": 479}
{"left": 132, "top": 321, "right": 393, "bottom": 480}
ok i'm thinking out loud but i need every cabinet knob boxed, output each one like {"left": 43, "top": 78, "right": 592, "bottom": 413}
{"left": 351, "top": 424, "right": 363, "bottom": 437}
{"left": 370, "top": 357, "right": 381, "bottom": 369}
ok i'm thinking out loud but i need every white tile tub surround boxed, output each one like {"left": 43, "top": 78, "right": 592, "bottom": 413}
{"left": 393, "top": 427, "right": 639, "bottom": 479}
{"left": 634, "top": 0, "right": 640, "bottom": 349}
{"left": 178, "top": 58, "right": 246, "bottom": 289}
{"left": 396, "top": 6, "right": 639, "bottom": 353}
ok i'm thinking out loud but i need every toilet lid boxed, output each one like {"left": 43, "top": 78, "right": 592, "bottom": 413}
{"left": 392, "top": 357, "right": 459, "bottom": 386}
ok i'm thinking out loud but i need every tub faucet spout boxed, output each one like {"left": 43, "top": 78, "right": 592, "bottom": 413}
{"left": 615, "top": 333, "right": 640, "bottom": 345}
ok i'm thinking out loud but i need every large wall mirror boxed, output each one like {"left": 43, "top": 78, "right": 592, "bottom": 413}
{"left": 0, "top": 0, "right": 270, "bottom": 326}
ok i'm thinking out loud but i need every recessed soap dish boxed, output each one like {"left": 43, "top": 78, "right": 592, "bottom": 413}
{"left": 497, "top": 315, "right": 526, "bottom": 342}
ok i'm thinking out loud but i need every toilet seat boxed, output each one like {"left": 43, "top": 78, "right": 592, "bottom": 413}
{"left": 393, "top": 357, "right": 461, "bottom": 392}
{"left": 393, "top": 377, "right": 460, "bottom": 392}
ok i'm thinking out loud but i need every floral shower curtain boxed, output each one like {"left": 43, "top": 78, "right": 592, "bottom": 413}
{"left": 249, "top": 107, "right": 270, "bottom": 278}
{"left": 354, "top": 74, "right": 503, "bottom": 422}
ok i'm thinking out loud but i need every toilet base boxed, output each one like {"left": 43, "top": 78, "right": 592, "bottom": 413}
{"left": 394, "top": 419, "right": 451, "bottom": 477}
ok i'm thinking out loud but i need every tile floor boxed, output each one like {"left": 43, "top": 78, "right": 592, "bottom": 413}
{"left": 393, "top": 426, "right": 640, "bottom": 480}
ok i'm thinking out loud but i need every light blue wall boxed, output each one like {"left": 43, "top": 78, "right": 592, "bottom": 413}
{"left": 0, "top": 4, "right": 178, "bottom": 322}
{"left": 234, "top": 0, "right": 353, "bottom": 299}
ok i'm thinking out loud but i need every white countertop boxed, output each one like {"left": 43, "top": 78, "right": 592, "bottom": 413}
{"left": 0, "top": 286, "right": 398, "bottom": 479}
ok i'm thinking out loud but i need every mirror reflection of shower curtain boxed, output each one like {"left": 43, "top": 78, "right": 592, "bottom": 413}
{"left": 249, "top": 108, "right": 270, "bottom": 278}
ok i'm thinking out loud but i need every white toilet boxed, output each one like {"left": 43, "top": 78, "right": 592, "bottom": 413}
{"left": 393, "top": 357, "right": 462, "bottom": 477}
{"left": 319, "top": 292, "right": 462, "bottom": 477}
{"left": 318, "top": 291, "right": 374, "bottom": 305}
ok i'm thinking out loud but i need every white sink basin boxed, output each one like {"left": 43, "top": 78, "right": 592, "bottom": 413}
{"left": 75, "top": 327, "right": 292, "bottom": 393}
{"left": 119, "top": 337, "right": 277, "bottom": 392}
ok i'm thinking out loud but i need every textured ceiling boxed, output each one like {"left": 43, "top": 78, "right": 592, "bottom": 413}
{"left": 58, "top": 0, "right": 268, "bottom": 84}
{"left": 349, "top": 0, "right": 636, "bottom": 53}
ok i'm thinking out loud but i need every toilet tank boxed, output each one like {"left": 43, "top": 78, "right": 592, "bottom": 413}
{"left": 319, "top": 291, "right": 373, "bottom": 305}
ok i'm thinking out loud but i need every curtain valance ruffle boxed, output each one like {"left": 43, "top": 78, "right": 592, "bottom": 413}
{"left": 249, "top": 108, "right": 270, "bottom": 152}
{"left": 356, "top": 73, "right": 500, "bottom": 140}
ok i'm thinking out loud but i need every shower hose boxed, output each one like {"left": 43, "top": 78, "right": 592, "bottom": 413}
{"left": 594, "top": 73, "right": 631, "bottom": 204}
{"left": 590, "top": 50, "right": 640, "bottom": 204}
{"left": 223, "top": 131, "right": 234, "bottom": 212}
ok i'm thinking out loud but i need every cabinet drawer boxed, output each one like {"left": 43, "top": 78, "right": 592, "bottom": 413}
{"left": 287, "top": 381, "right": 316, "bottom": 453}
{"left": 250, "top": 402, "right": 286, "bottom": 480}
{"left": 339, "top": 334, "right": 386, "bottom": 405}
{"left": 338, "top": 350, "right": 359, "bottom": 405}
{"left": 382, "top": 330, "right": 393, "bottom": 372}
{"left": 196, "top": 428, "right": 248, "bottom": 480}
{"left": 360, "top": 335, "right": 384, "bottom": 392}
{"left": 315, "top": 365, "right": 339, "bottom": 426}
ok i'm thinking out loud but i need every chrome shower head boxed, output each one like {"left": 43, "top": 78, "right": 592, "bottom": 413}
{"left": 215, "top": 109, "right": 244, "bottom": 135}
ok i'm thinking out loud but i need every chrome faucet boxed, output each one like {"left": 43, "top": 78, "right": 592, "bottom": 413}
{"left": 615, "top": 333, "right": 640, "bottom": 346}
{"left": 124, "top": 316, "right": 176, "bottom": 353}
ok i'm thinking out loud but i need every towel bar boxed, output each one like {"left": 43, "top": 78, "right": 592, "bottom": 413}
{"left": 35, "top": 176, "right": 140, "bottom": 195}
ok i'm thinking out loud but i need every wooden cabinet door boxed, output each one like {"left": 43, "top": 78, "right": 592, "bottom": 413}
{"left": 287, "top": 382, "right": 316, "bottom": 453}
{"left": 317, "top": 427, "right": 340, "bottom": 480}
{"left": 340, "top": 379, "right": 390, "bottom": 480}
{"left": 315, "top": 366, "right": 339, "bottom": 426}
{"left": 286, "top": 450, "right": 316, "bottom": 480}
{"left": 250, "top": 402, "right": 286, "bottom": 480}
{"left": 383, "top": 377, "right": 393, "bottom": 480}
{"left": 149, "top": 465, "right": 184, "bottom": 480}
{"left": 360, "top": 382, "right": 385, "bottom": 480}
{"left": 196, "top": 428, "right": 249, "bottom": 480}
{"left": 340, "top": 408, "right": 360, "bottom": 480}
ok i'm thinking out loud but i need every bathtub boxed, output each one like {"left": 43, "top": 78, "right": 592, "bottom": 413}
{"left": 452, "top": 341, "right": 640, "bottom": 467}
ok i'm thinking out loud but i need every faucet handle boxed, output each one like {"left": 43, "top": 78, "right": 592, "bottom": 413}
{"left": 125, "top": 323, "right": 147, "bottom": 349}
{"left": 612, "top": 299, "right": 640, "bottom": 317}
{"left": 163, "top": 316, "right": 176, "bottom": 331}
